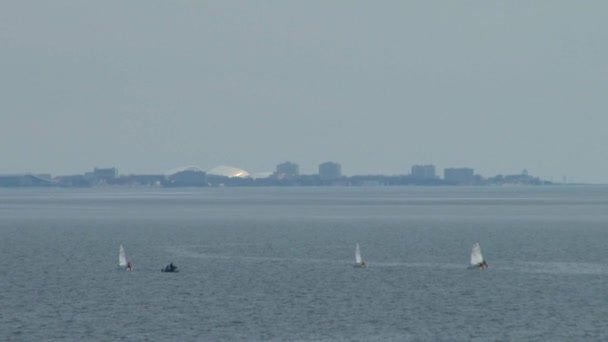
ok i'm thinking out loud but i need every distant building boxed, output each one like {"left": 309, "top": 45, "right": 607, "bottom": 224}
{"left": 411, "top": 165, "right": 436, "bottom": 180}
{"left": 56, "top": 175, "right": 91, "bottom": 187}
{"left": 35, "top": 174, "right": 52, "bottom": 181}
{"left": 250, "top": 172, "right": 273, "bottom": 179}
{"left": 444, "top": 168, "right": 475, "bottom": 184}
{"left": 319, "top": 162, "right": 342, "bottom": 181}
{"left": 93, "top": 167, "right": 117, "bottom": 183}
{"left": 0, "top": 174, "right": 54, "bottom": 187}
{"left": 124, "top": 174, "right": 164, "bottom": 186}
{"left": 273, "top": 161, "right": 299, "bottom": 179}
{"left": 164, "top": 167, "right": 206, "bottom": 187}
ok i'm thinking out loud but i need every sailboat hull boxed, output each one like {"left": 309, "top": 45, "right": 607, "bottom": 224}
{"left": 354, "top": 261, "right": 367, "bottom": 268}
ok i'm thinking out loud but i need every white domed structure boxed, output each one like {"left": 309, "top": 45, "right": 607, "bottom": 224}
{"left": 208, "top": 165, "right": 250, "bottom": 178}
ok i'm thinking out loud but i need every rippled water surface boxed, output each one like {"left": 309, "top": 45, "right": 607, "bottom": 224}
{"left": 1, "top": 186, "right": 608, "bottom": 341}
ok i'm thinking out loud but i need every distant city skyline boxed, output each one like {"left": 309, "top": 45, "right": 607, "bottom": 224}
{"left": 0, "top": 162, "right": 551, "bottom": 188}
{"left": 0, "top": 161, "right": 547, "bottom": 181}
{"left": 0, "top": 160, "right": 593, "bottom": 184}
{"left": 2, "top": 2, "right": 607, "bottom": 183}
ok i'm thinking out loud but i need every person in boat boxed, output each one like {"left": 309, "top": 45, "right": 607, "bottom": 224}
{"left": 361, "top": 260, "right": 367, "bottom": 268}
{"left": 127, "top": 261, "right": 132, "bottom": 271}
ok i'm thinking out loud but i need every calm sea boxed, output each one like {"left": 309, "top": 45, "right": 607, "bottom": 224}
{"left": 1, "top": 186, "right": 608, "bottom": 341}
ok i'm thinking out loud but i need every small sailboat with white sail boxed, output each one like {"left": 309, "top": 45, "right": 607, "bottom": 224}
{"left": 469, "top": 242, "right": 488, "bottom": 269}
{"left": 354, "top": 243, "right": 367, "bottom": 268}
{"left": 119, "top": 244, "right": 132, "bottom": 271}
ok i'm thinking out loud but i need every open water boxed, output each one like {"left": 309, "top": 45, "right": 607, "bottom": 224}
{"left": 1, "top": 186, "right": 608, "bottom": 341}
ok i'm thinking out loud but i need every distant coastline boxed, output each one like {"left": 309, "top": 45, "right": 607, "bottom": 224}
{"left": 0, "top": 164, "right": 553, "bottom": 188}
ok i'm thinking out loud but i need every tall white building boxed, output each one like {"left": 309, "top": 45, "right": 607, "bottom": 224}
{"left": 444, "top": 168, "right": 474, "bottom": 184}
{"left": 411, "top": 165, "right": 436, "bottom": 180}
{"left": 319, "top": 161, "right": 342, "bottom": 181}
{"left": 273, "top": 161, "right": 299, "bottom": 179}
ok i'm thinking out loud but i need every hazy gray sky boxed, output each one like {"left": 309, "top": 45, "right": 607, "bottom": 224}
{"left": 1, "top": 1, "right": 607, "bottom": 182}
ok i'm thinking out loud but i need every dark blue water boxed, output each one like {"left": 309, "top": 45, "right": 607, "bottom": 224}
{"left": 1, "top": 186, "right": 608, "bottom": 341}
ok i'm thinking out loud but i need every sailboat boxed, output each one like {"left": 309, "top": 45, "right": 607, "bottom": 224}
{"left": 469, "top": 242, "right": 488, "bottom": 269}
{"left": 119, "top": 244, "right": 132, "bottom": 271}
{"left": 354, "top": 243, "right": 367, "bottom": 268}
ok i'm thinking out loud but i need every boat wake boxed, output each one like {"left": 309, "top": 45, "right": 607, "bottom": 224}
{"left": 368, "top": 261, "right": 466, "bottom": 270}
{"left": 171, "top": 248, "right": 348, "bottom": 265}
{"left": 165, "top": 247, "right": 608, "bottom": 274}
{"left": 508, "top": 262, "right": 608, "bottom": 275}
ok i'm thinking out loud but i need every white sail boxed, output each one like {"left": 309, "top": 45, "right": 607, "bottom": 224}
{"left": 470, "top": 242, "right": 484, "bottom": 266}
{"left": 119, "top": 244, "right": 128, "bottom": 267}
{"left": 355, "top": 243, "right": 362, "bottom": 264}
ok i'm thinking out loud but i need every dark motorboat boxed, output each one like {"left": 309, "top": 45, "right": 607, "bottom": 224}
{"left": 161, "top": 263, "right": 179, "bottom": 273}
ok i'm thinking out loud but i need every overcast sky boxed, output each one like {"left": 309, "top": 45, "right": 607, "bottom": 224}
{"left": 1, "top": 1, "right": 607, "bottom": 182}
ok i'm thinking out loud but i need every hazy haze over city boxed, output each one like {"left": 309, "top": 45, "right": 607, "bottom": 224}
{"left": 1, "top": 1, "right": 607, "bottom": 182}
